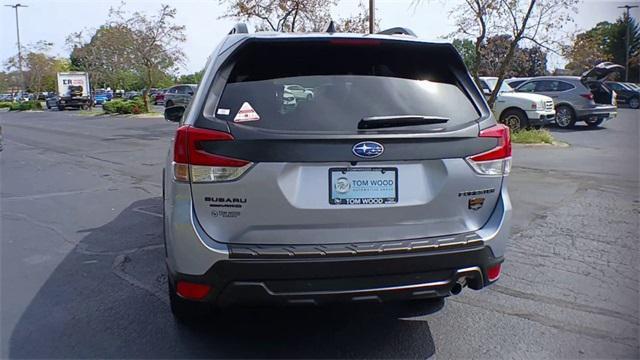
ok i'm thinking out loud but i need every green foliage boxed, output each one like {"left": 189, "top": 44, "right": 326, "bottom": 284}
{"left": 8, "top": 101, "right": 43, "bottom": 111}
{"left": 566, "top": 16, "right": 640, "bottom": 79}
{"left": 103, "top": 99, "right": 146, "bottom": 114}
{"left": 177, "top": 70, "right": 205, "bottom": 85}
{"left": 0, "top": 101, "right": 13, "bottom": 108}
{"left": 452, "top": 39, "right": 477, "bottom": 71}
{"left": 511, "top": 129, "right": 555, "bottom": 144}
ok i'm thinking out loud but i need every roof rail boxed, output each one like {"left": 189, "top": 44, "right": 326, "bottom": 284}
{"left": 324, "top": 20, "right": 336, "bottom": 33}
{"left": 377, "top": 27, "right": 416, "bottom": 37}
{"left": 229, "top": 23, "right": 249, "bottom": 35}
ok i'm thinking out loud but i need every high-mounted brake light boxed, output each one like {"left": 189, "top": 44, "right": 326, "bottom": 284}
{"left": 329, "top": 39, "right": 381, "bottom": 46}
{"left": 466, "top": 124, "right": 512, "bottom": 176}
{"left": 173, "top": 126, "right": 252, "bottom": 183}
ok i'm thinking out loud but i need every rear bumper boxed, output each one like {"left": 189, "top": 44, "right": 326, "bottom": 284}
{"left": 169, "top": 245, "right": 502, "bottom": 307}
{"left": 576, "top": 106, "right": 617, "bottom": 121}
{"left": 164, "top": 178, "right": 511, "bottom": 306}
{"left": 58, "top": 97, "right": 91, "bottom": 107}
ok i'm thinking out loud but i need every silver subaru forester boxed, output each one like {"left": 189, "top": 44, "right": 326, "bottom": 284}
{"left": 162, "top": 25, "right": 512, "bottom": 320}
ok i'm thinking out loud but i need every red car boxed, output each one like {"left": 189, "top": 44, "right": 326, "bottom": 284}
{"left": 153, "top": 90, "right": 166, "bottom": 105}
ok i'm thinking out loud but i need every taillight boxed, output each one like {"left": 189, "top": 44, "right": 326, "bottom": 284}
{"left": 172, "top": 126, "right": 252, "bottom": 183}
{"left": 487, "top": 263, "right": 502, "bottom": 282}
{"left": 466, "top": 124, "right": 512, "bottom": 176}
{"left": 176, "top": 281, "right": 211, "bottom": 300}
{"left": 580, "top": 93, "right": 594, "bottom": 101}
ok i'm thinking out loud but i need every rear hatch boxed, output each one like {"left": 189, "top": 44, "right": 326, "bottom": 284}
{"left": 186, "top": 37, "right": 508, "bottom": 245}
{"left": 582, "top": 62, "right": 625, "bottom": 105}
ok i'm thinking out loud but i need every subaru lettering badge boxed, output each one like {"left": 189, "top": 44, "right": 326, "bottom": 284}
{"left": 352, "top": 141, "right": 384, "bottom": 159}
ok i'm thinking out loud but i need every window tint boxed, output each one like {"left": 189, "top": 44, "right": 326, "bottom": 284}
{"left": 534, "top": 80, "right": 558, "bottom": 92}
{"left": 555, "top": 81, "right": 574, "bottom": 91}
{"left": 210, "top": 40, "right": 480, "bottom": 133}
{"left": 517, "top": 82, "right": 536, "bottom": 92}
{"left": 168, "top": 87, "right": 178, "bottom": 94}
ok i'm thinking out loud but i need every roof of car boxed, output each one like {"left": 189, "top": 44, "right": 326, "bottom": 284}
{"left": 526, "top": 76, "right": 581, "bottom": 81}
{"left": 227, "top": 30, "right": 445, "bottom": 45}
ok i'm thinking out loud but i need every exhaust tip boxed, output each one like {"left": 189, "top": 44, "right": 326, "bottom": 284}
{"left": 451, "top": 282, "right": 463, "bottom": 295}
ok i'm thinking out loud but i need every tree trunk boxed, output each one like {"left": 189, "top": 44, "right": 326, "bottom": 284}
{"left": 486, "top": 0, "right": 537, "bottom": 108}
{"left": 143, "top": 66, "right": 152, "bottom": 113}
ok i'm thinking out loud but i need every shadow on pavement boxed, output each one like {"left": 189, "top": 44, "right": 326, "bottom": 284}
{"left": 8, "top": 198, "right": 437, "bottom": 359}
{"left": 547, "top": 124, "right": 608, "bottom": 132}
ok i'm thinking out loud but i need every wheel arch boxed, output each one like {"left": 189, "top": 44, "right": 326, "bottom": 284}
{"left": 499, "top": 106, "right": 527, "bottom": 120}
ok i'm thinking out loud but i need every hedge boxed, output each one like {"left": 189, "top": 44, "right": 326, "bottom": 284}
{"left": 8, "top": 101, "right": 42, "bottom": 111}
{"left": 0, "top": 102, "right": 12, "bottom": 108}
{"left": 103, "top": 99, "right": 146, "bottom": 114}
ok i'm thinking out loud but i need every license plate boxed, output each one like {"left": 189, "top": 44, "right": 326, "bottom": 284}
{"left": 329, "top": 168, "right": 398, "bottom": 205}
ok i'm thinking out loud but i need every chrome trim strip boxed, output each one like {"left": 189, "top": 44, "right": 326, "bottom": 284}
{"left": 236, "top": 279, "right": 452, "bottom": 297}
{"left": 455, "top": 266, "right": 484, "bottom": 285}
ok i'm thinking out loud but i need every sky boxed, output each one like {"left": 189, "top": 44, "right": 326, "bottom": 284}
{"left": 1, "top": 0, "right": 639, "bottom": 75}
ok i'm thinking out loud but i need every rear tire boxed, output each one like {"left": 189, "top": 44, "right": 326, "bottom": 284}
{"left": 555, "top": 105, "right": 576, "bottom": 128}
{"left": 629, "top": 97, "right": 639, "bottom": 109}
{"left": 81, "top": 104, "right": 89, "bottom": 110}
{"left": 165, "top": 100, "right": 174, "bottom": 108}
{"left": 499, "top": 109, "right": 529, "bottom": 131}
{"left": 58, "top": 105, "right": 65, "bottom": 111}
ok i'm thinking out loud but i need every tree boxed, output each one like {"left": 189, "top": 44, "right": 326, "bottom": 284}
{"left": 564, "top": 22, "right": 613, "bottom": 75}
{"left": 484, "top": 0, "right": 579, "bottom": 107}
{"left": 177, "top": 70, "right": 205, "bottom": 84}
{"left": 336, "top": 1, "right": 379, "bottom": 33}
{"left": 476, "top": 35, "right": 547, "bottom": 77}
{"left": 220, "top": 0, "right": 337, "bottom": 32}
{"left": 109, "top": 4, "right": 186, "bottom": 111}
{"left": 452, "top": 38, "right": 478, "bottom": 71}
{"left": 68, "top": 4, "right": 186, "bottom": 111}
{"left": 418, "top": 0, "right": 579, "bottom": 106}
{"left": 478, "top": 34, "right": 513, "bottom": 76}
{"left": 67, "top": 25, "right": 137, "bottom": 89}
{"left": 4, "top": 41, "right": 68, "bottom": 95}
{"left": 564, "top": 16, "right": 640, "bottom": 80}
{"left": 516, "top": 46, "right": 547, "bottom": 76}
{"left": 445, "top": 0, "right": 501, "bottom": 87}
{"left": 607, "top": 15, "right": 640, "bottom": 81}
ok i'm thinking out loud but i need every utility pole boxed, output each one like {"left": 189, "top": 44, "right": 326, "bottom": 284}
{"left": 618, "top": 5, "right": 638, "bottom": 82}
{"left": 369, "top": 0, "right": 375, "bottom": 34}
{"left": 5, "top": 3, "right": 28, "bottom": 93}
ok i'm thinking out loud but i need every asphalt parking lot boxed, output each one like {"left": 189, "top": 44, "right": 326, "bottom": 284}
{"left": 1, "top": 109, "right": 638, "bottom": 358}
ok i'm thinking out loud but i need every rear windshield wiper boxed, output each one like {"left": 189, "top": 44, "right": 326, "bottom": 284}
{"left": 358, "top": 115, "right": 449, "bottom": 130}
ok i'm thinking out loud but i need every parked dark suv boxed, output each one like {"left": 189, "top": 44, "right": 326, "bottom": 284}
{"left": 164, "top": 84, "right": 197, "bottom": 108}
{"left": 605, "top": 81, "right": 639, "bottom": 109}
{"left": 162, "top": 24, "right": 512, "bottom": 321}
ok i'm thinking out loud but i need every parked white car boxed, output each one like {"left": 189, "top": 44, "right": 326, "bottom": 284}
{"left": 480, "top": 77, "right": 555, "bottom": 130}
{"left": 284, "top": 84, "right": 314, "bottom": 100}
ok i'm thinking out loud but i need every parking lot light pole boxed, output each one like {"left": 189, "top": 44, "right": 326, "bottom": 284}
{"left": 369, "top": 0, "right": 375, "bottom": 34}
{"left": 618, "top": 5, "right": 639, "bottom": 82}
{"left": 5, "top": 3, "right": 28, "bottom": 93}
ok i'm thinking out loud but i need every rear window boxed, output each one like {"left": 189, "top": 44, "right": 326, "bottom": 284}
{"left": 209, "top": 40, "right": 479, "bottom": 133}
